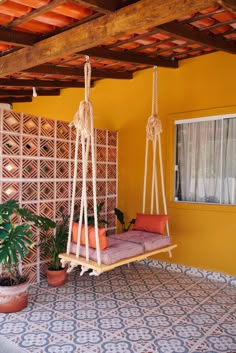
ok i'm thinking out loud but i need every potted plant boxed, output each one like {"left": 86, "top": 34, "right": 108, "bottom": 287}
{"left": 114, "top": 208, "right": 135, "bottom": 232}
{"left": 40, "top": 214, "right": 69, "bottom": 286}
{"left": 74, "top": 202, "right": 109, "bottom": 228}
{"left": 0, "top": 200, "right": 56, "bottom": 312}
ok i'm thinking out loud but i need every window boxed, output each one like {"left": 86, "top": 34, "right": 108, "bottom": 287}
{"left": 175, "top": 114, "right": 236, "bottom": 205}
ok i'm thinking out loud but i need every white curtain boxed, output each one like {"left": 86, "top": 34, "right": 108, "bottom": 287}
{"left": 222, "top": 118, "right": 236, "bottom": 204}
{"left": 176, "top": 120, "right": 223, "bottom": 203}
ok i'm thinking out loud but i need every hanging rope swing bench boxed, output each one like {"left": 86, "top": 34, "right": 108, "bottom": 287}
{"left": 59, "top": 62, "right": 177, "bottom": 276}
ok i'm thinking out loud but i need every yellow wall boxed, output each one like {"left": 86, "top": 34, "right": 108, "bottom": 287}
{"left": 14, "top": 51, "right": 236, "bottom": 275}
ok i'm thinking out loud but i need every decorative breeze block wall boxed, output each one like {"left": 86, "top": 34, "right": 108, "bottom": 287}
{"left": 0, "top": 109, "right": 117, "bottom": 283}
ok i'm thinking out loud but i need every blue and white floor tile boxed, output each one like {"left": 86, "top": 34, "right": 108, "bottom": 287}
{"left": 0, "top": 262, "right": 235, "bottom": 353}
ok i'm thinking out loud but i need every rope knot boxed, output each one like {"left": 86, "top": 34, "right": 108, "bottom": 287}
{"left": 146, "top": 115, "right": 162, "bottom": 141}
{"left": 72, "top": 100, "right": 93, "bottom": 138}
{"left": 70, "top": 59, "right": 93, "bottom": 139}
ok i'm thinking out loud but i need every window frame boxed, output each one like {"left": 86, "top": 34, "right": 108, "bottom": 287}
{"left": 174, "top": 113, "right": 236, "bottom": 206}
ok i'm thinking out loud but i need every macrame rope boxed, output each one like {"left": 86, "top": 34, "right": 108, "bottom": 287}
{"left": 81, "top": 136, "right": 89, "bottom": 261}
{"left": 142, "top": 67, "right": 170, "bottom": 241}
{"left": 142, "top": 139, "right": 149, "bottom": 213}
{"left": 151, "top": 135, "right": 156, "bottom": 214}
{"left": 146, "top": 68, "right": 162, "bottom": 141}
{"left": 67, "top": 126, "right": 80, "bottom": 255}
{"left": 157, "top": 134, "right": 170, "bottom": 235}
{"left": 67, "top": 57, "right": 101, "bottom": 265}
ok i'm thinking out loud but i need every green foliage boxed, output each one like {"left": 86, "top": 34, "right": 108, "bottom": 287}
{"left": 40, "top": 214, "right": 69, "bottom": 271}
{"left": 0, "top": 200, "right": 56, "bottom": 284}
{"left": 74, "top": 202, "right": 109, "bottom": 228}
{"left": 114, "top": 208, "right": 135, "bottom": 232}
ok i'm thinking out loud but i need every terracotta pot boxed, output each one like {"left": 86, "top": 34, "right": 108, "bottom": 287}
{"left": 47, "top": 268, "right": 67, "bottom": 287}
{"left": 0, "top": 281, "right": 29, "bottom": 313}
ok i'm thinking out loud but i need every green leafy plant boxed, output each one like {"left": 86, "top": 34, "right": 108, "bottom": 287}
{"left": 74, "top": 202, "right": 109, "bottom": 228}
{"left": 114, "top": 208, "right": 135, "bottom": 232}
{"left": 0, "top": 200, "right": 56, "bottom": 285}
{"left": 40, "top": 214, "right": 69, "bottom": 271}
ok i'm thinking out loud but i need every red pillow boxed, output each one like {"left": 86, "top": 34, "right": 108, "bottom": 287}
{"left": 72, "top": 222, "right": 108, "bottom": 250}
{"left": 133, "top": 213, "right": 168, "bottom": 235}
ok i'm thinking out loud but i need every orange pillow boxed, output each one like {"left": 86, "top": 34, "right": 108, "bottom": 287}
{"left": 133, "top": 213, "right": 168, "bottom": 235}
{"left": 72, "top": 222, "right": 108, "bottom": 250}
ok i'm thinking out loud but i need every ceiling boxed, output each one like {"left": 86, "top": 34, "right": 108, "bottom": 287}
{"left": 0, "top": 0, "right": 235, "bottom": 103}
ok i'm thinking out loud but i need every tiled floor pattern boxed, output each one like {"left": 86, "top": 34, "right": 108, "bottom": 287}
{"left": 0, "top": 263, "right": 236, "bottom": 353}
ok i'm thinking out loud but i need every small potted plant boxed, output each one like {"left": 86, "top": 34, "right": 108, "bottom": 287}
{"left": 74, "top": 202, "right": 109, "bottom": 228}
{"left": 40, "top": 214, "right": 69, "bottom": 286}
{"left": 114, "top": 208, "right": 135, "bottom": 232}
{"left": 0, "top": 200, "right": 56, "bottom": 312}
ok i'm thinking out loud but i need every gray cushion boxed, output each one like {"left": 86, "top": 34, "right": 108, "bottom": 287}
{"left": 70, "top": 236, "right": 144, "bottom": 265}
{"left": 110, "top": 230, "right": 172, "bottom": 252}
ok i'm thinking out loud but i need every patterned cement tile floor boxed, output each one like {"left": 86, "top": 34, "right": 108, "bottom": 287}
{"left": 0, "top": 263, "right": 236, "bottom": 353}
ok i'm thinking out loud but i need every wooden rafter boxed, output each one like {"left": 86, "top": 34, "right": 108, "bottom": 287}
{"left": 0, "top": 89, "right": 60, "bottom": 96}
{"left": 0, "top": 29, "right": 37, "bottom": 47}
{"left": 179, "top": 7, "right": 225, "bottom": 25}
{"left": 218, "top": 0, "right": 236, "bottom": 12}
{"left": 0, "top": 0, "right": 217, "bottom": 76}
{"left": 80, "top": 48, "right": 178, "bottom": 68}
{"left": 158, "top": 21, "right": 236, "bottom": 54}
{"left": 199, "top": 18, "right": 236, "bottom": 32}
{"left": 0, "top": 97, "right": 32, "bottom": 103}
{"left": 217, "top": 27, "right": 236, "bottom": 37}
{"left": 25, "top": 64, "right": 133, "bottom": 79}
{"left": 0, "top": 78, "right": 90, "bottom": 88}
{"left": 130, "top": 37, "right": 174, "bottom": 53}
{"left": 165, "top": 45, "right": 215, "bottom": 59}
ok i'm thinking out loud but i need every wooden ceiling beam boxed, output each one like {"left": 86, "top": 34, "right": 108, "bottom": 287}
{"left": 0, "top": 78, "right": 89, "bottom": 88}
{"left": 0, "top": 89, "right": 60, "bottom": 96}
{"left": 5, "top": 0, "right": 68, "bottom": 29}
{"left": 158, "top": 21, "right": 236, "bottom": 54}
{"left": 24, "top": 64, "right": 133, "bottom": 79}
{"left": 0, "top": 0, "right": 217, "bottom": 76}
{"left": 80, "top": 47, "right": 178, "bottom": 68}
{"left": 71, "top": 0, "right": 119, "bottom": 14}
{"left": 0, "top": 97, "right": 32, "bottom": 103}
{"left": 0, "top": 28, "right": 37, "bottom": 47}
